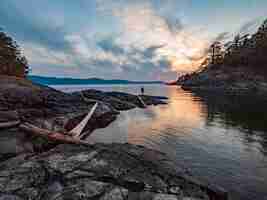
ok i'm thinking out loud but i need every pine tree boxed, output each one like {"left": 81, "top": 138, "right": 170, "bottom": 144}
{"left": 0, "top": 29, "right": 29, "bottom": 77}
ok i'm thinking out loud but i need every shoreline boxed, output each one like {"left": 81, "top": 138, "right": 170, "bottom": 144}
{"left": 176, "top": 66, "right": 267, "bottom": 98}
{"left": 0, "top": 76, "right": 228, "bottom": 200}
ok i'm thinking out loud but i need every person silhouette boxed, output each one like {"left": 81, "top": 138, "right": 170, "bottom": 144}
{"left": 141, "top": 86, "right": 144, "bottom": 95}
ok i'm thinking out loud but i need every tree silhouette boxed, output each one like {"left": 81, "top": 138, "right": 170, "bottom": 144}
{"left": 209, "top": 41, "right": 223, "bottom": 65}
{"left": 0, "top": 29, "right": 29, "bottom": 77}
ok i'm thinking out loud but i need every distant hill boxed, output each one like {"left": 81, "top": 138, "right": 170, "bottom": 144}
{"left": 28, "top": 75, "right": 163, "bottom": 85}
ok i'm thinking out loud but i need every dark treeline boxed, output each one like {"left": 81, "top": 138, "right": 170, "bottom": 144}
{"left": 178, "top": 18, "right": 267, "bottom": 83}
{"left": 0, "top": 29, "right": 29, "bottom": 78}
{"left": 206, "top": 18, "right": 267, "bottom": 72}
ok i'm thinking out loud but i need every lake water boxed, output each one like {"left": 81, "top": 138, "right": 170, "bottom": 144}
{"left": 54, "top": 84, "right": 267, "bottom": 200}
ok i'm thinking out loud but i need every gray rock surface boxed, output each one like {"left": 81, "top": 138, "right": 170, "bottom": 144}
{"left": 0, "top": 143, "right": 228, "bottom": 200}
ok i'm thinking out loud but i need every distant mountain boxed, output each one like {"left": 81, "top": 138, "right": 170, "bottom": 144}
{"left": 28, "top": 76, "right": 163, "bottom": 85}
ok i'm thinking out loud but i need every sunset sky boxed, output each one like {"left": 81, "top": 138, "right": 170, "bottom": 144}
{"left": 0, "top": 0, "right": 266, "bottom": 80}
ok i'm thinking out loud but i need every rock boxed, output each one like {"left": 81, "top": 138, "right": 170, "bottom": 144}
{"left": 100, "top": 187, "right": 128, "bottom": 200}
{"left": 0, "top": 77, "right": 119, "bottom": 156}
{"left": 73, "top": 89, "right": 137, "bottom": 111}
{"left": 153, "top": 194, "right": 178, "bottom": 200}
{"left": 169, "top": 186, "right": 182, "bottom": 194}
{"left": 0, "top": 195, "right": 23, "bottom": 200}
{"left": 139, "top": 95, "right": 168, "bottom": 106}
{"left": 0, "top": 77, "right": 168, "bottom": 161}
{"left": 0, "top": 111, "right": 19, "bottom": 122}
{"left": 0, "top": 143, "right": 228, "bottom": 200}
{"left": 179, "top": 66, "right": 267, "bottom": 97}
{"left": 106, "top": 91, "right": 167, "bottom": 107}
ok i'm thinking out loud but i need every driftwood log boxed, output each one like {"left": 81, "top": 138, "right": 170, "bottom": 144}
{"left": 0, "top": 121, "right": 21, "bottom": 129}
{"left": 19, "top": 123, "right": 89, "bottom": 145}
{"left": 70, "top": 102, "right": 98, "bottom": 138}
{"left": 137, "top": 95, "right": 147, "bottom": 108}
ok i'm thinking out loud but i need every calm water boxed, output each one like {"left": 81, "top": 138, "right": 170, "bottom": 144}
{"left": 54, "top": 84, "right": 267, "bottom": 200}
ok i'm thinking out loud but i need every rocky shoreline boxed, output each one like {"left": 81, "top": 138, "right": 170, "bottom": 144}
{"left": 0, "top": 76, "right": 228, "bottom": 200}
{"left": 178, "top": 66, "right": 267, "bottom": 96}
{"left": 0, "top": 76, "right": 166, "bottom": 159}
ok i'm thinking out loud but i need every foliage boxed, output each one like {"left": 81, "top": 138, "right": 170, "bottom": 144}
{"left": 0, "top": 30, "right": 29, "bottom": 77}
{"left": 177, "top": 18, "right": 267, "bottom": 83}
{"left": 204, "top": 18, "right": 267, "bottom": 73}
{"left": 209, "top": 41, "right": 224, "bottom": 65}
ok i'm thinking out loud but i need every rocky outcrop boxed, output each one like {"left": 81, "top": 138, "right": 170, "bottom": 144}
{"left": 72, "top": 90, "right": 168, "bottom": 111}
{"left": 0, "top": 143, "right": 228, "bottom": 200}
{"left": 179, "top": 66, "right": 267, "bottom": 96}
{"left": 72, "top": 90, "right": 137, "bottom": 111}
{"left": 105, "top": 91, "right": 168, "bottom": 107}
{"left": 0, "top": 76, "right": 167, "bottom": 160}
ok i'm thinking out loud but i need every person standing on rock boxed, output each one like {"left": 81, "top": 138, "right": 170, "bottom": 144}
{"left": 141, "top": 86, "right": 144, "bottom": 95}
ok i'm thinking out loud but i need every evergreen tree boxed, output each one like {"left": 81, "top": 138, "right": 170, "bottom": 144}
{"left": 0, "top": 29, "right": 29, "bottom": 77}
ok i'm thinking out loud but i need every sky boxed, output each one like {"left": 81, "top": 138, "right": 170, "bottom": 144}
{"left": 0, "top": 0, "right": 266, "bottom": 81}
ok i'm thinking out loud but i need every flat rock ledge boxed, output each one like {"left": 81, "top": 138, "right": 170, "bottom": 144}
{"left": 0, "top": 143, "right": 228, "bottom": 200}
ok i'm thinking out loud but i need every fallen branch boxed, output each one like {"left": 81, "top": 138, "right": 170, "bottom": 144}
{"left": 70, "top": 102, "right": 98, "bottom": 139}
{"left": 19, "top": 123, "right": 89, "bottom": 145}
{"left": 137, "top": 95, "right": 147, "bottom": 108}
{"left": 0, "top": 121, "right": 20, "bottom": 129}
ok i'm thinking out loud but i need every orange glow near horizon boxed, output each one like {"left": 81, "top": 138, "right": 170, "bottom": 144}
{"left": 127, "top": 87, "right": 207, "bottom": 144}
{"left": 168, "top": 55, "right": 207, "bottom": 72}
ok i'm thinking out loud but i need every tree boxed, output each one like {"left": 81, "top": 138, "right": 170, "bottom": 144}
{"left": 209, "top": 41, "right": 223, "bottom": 65}
{"left": 0, "top": 30, "right": 29, "bottom": 77}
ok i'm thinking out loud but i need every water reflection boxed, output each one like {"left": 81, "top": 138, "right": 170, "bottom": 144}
{"left": 55, "top": 85, "right": 267, "bottom": 200}
{"left": 127, "top": 88, "right": 207, "bottom": 145}
{"left": 193, "top": 91, "right": 267, "bottom": 155}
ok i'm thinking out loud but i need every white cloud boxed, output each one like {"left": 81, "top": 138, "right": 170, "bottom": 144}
{"left": 112, "top": 2, "right": 211, "bottom": 73}
{"left": 22, "top": 42, "right": 72, "bottom": 66}
{"left": 19, "top": 0, "right": 213, "bottom": 80}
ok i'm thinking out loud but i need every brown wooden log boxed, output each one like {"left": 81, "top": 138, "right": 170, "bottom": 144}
{"left": 0, "top": 121, "right": 20, "bottom": 129}
{"left": 19, "top": 123, "right": 89, "bottom": 145}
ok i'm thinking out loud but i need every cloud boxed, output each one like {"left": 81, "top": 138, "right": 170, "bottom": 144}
{"left": 0, "top": 1, "right": 71, "bottom": 52}
{"left": 0, "top": 0, "right": 215, "bottom": 80}
{"left": 213, "top": 32, "right": 230, "bottom": 42}
{"left": 238, "top": 18, "right": 263, "bottom": 35}
{"left": 97, "top": 36, "right": 125, "bottom": 56}
{"left": 112, "top": 2, "right": 212, "bottom": 73}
